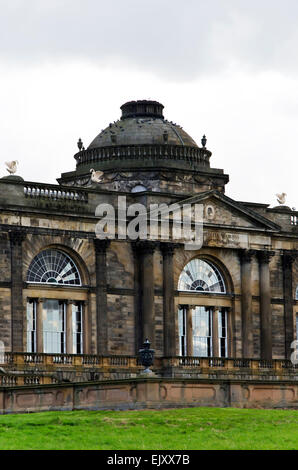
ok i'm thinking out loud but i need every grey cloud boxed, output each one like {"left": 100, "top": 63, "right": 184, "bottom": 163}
{"left": 1, "top": 0, "right": 298, "bottom": 79}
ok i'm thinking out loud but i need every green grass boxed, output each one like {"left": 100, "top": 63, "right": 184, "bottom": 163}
{"left": 0, "top": 407, "right": 296, "bottom": 450}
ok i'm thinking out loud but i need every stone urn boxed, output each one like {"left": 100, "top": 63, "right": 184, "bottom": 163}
{"left": 138, "top": 339, "right": 155, "bottom": 375}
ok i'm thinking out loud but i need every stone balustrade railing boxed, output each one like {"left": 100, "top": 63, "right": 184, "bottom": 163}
{"left": 0, "top": 352, "right": 142, "bottom": 368}
{"left": 162, "top": 356, "right": 298, "bottom": 371}
{"left": 24, "top": 184, "right": 88, "bottom": 203}
{"left": 74, "top": 144, "right": 211, "bottom": 168}
{"left": 1, "top": 352, "right": 297, "bottom": 372}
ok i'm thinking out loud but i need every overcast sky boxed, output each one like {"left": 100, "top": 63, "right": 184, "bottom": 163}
{"left": 0, "top": 0, "right": 297, "bottom": 207}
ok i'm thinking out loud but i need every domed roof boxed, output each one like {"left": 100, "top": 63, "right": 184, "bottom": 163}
{"left": 88, "top": 100, "right": 198, "bottom": 149}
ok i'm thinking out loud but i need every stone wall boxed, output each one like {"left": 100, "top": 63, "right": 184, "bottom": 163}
{"left": 1, "top": 377, "right": 297, "bottom": 414}
{"left": 107, "top": 294, "right": 135, "bottom": 355}
{"left": 0, "top": 289, "right": 11, "bottom": 349}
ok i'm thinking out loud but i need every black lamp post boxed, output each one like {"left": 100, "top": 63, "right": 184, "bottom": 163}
{"left": 138, "top": 339, "right": 155, "bottom": 374}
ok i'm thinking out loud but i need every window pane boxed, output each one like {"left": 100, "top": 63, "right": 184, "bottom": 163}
{"left": 43, "top": 299, "right": 66, "bottom": 353}
{"left": 218, "top": 308, "right": 228, "bottom": 358}
{"left": 178, "top": 307, "right": 187, "bottom": 356}
{"left": 72, "top": 302, "right": 83, "bottom": 354}
{"left": 178, "top": 259, "right": 226, "bottom": 293}
{"left": 27, "top": 249, "right": 81, "bottom": 285}
{"left": 26, "top": 300, "right": 36, "bottom": 353}
{"left": 192, "top": 306, "right": 212, "bottom": 357}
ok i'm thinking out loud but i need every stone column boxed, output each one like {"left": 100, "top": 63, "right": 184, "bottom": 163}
{"left": 36, "top": 298, "right": 44, "bottom": 353}
{"left": 212, "top": 308, "right": 220, "bottom": 357}
{"left": 186, "top": 306, "right": 193, "bottom": 357}
{"left": 66, "top": 300, "right": 74, "bottom": 354}
{"left": 160, "top": 243, "right": 178, "bottom": 357}
{"left": 282, "top": 250, "right": 298, "bottom": 359}
{"left": 9, "top": 230, "right": 26, "bottom": 352}
{"left": 134, "top": 241, "right": 156, "bottom": 348}
{"left": 257, "top": 250, "right": 275, "bottom": 360}
{"left": 93, "top": 239, "right": 110, "bottom": 355}
{"left": 238, "top": 249, "right": 255, "bottom": 358}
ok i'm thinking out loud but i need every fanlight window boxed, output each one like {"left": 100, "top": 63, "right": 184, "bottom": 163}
{"left": 178, "top": 259, "right": 226, "bottom": 293}
{"left": 27, "top": 249, "right": 81, "bottom": 286}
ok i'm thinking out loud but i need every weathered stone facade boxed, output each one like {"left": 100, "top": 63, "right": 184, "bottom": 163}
{"left": 0, "top": 100, "right": 297, "bottom": 410}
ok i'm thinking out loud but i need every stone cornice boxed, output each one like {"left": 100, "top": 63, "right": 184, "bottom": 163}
{"left": 0, "top": 224, "right": 96, "bottom": 240}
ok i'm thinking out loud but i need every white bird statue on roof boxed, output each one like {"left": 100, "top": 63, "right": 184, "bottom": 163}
{"left": 276, "top": 192, "right": 287, "bottom": 205}
{"left": 90, "top": 168, "right": 104, "bottom": 183}
{"left": 5, "top": 160, "right": 19, "bottom": 174}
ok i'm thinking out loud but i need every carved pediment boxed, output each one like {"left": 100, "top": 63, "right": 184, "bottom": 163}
{"left": 176, "top": 191, "right": 280, "bottom": 232}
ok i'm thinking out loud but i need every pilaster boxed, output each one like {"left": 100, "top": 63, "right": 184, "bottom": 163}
{"left": 9, "top": 230, "right": 26, "bottom": 352}
{"left": 133, "top": 241, "right": 157, "bottom": 348}
{"left": 282, "top": 250, "right": 298, "bottom": 359}
{"left": 238, "top": 249, "right": 255, "bottom": 358}
{"left": 160, "top": 242, "right": 180, "bottom": 356}
{"left": 257, "top": 250, "right": 275, "bottom": 360}
{"left": 93, "top": 239, "right": 110, "bottom": 354}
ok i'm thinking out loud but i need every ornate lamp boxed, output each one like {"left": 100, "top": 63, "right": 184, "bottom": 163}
{"left": 138, "top": 338, "right": 155, "bottom": 374}
{"left": 201, "top": 134, "right": 207, "bottom": 148}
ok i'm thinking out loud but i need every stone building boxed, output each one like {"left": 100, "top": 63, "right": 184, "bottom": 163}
{"left": 0, "top": 100, "right": 297, "bottom": 411}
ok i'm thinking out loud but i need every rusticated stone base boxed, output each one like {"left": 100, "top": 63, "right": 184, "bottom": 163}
{"left": 0, "top": 377, "right": 298, "bottom": 414}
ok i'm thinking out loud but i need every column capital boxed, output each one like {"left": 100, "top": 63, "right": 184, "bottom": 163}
{"left": 257, "top": 250, "right": 275, "bottom": 264}
{"left": 178, "top": 304, "right": 189, "bottom": 310}
{"left": 93, "top": 238, "right": 110, "bottom": 254}
{"left": 282, "top": 250, "right": 298, "bottom": 269}
{"left": 160, "top": 242, "right": 181, "bottom": 256}
{"left": 188, "top": 304, "right": 197, "bottom": 310}
{"left": 238, "top": 248, "right": 256, "bottom": 263}
{"left": 9, "top": 230, "right": 26, "bottom": 246}
{"left": 132, "top": 240, "right": 158, "bottom": 255}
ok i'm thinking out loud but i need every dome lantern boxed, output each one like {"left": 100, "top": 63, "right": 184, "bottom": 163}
{"left": 120, "top": 100, "right": 164, "bottom": 120}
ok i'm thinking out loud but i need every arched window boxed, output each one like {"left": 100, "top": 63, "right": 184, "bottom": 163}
{"left": 178, "top": 258, "right": 226, "bottom": 293}
{"left": 177, "top": 258, "right": 230, "bottom": 358}
{"left": 27, "top": 249, "right": 81, "bottom": 285}
{"left": 26, "top": 249, "right": 84, "bottom": 355}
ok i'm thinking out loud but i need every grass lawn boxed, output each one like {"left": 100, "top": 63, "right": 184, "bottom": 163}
{"left": 0, "top": 407, "right": 296, "bottom": 450}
